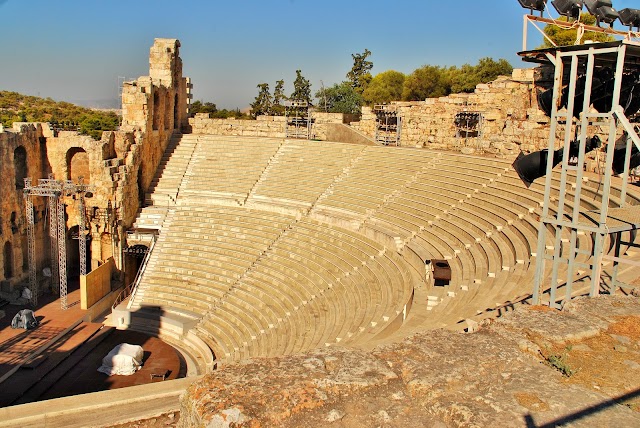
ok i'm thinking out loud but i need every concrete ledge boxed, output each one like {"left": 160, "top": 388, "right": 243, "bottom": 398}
{"left": 0, "top": 376, "right": 199, "bottom": 428}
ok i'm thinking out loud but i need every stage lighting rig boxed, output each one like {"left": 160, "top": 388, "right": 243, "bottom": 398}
{"left": 518, "top": 0, "right": 547, "bottom": 16}
{"left": 512, "top": 136, "right": 601, "bottom": 187}
{"left": 552, "top": 0, "right": 583, "bottom": 20}
{"left": 584, "top": 0, "right": 619, "bottom": 27}
{"left": 619, "top": 8, "right": 640, "bottom": 31}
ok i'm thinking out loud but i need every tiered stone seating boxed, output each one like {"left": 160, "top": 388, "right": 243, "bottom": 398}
{"left": 248, "top": 140, "right": 365, "bottom": 209}
{"left": 180, "top": 136, "right": 281, "bottom": 205}
{"left": 130, "top": 204, "right": 414, "bottom": 363}
{"left": 145, "top": 133, "right": 197, "bottom": 207}
{"left": 125, "top": 135, "right": 640, "bottom": 366}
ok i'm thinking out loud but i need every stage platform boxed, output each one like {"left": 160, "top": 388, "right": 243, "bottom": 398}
{"left": 0, "top": 283, "right": 184, "bottom": 407}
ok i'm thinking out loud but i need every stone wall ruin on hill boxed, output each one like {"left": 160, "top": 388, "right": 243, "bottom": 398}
{"left": 189, "top": 68, "right": 559, "bottom": 157}
{"left": 0, "top": 38, "right": 190, "bottom": 293}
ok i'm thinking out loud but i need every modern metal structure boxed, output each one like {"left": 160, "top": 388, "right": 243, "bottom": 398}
{"left": 23, "top": 177, "right": 95, "bottom": 309}
{"left": 454, "top": 109, "right": 484, "bottom": 152}
{"left": 519, "top": 40, "right": 640, "bottom": 306}
{"left": 284, "top": 100, "right": 313, "bottom": 139}
{"left": 373, "top": 104, "right": 402, "bottom": 146}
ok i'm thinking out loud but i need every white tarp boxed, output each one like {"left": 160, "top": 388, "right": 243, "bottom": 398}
{"left": 97, "top": 343, "right": 144, "bottom": 376}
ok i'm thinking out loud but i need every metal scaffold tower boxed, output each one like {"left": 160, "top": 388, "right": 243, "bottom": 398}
{"left": 284, "top": 100, "right": 313, "bottom": 139}
{"left": 374, "top": 104, "right": 401, "bottom": 146}
{"left": 454, "top": 108, "right": 484, "bottom": 152}
{"left": 23, "top": 177, "right": 95, "bottom": 309}
{"left": 519, "top": 40, "right": 640, "bottom": 307}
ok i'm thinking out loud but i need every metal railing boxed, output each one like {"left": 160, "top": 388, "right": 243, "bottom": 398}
{"left": 111, "top": 233, "right": 158, "bottom": 311}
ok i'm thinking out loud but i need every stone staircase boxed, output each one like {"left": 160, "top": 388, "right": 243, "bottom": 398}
{"left": 133, "top": 134, "right": 198, "bottom": 230}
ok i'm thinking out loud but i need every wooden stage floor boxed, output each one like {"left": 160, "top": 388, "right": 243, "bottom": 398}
{"left": 0, "top": 282, "right": 185, "bottom": 407}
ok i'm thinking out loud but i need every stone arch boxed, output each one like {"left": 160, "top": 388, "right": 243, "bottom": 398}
{"left": 153, "top": 91, "right": 161, "bottom": 131}
{"left": 14, "top": 146, "right": 28, "bottom": 189}
{"left": 164, "top": 92, "right": 171, "bottom": 130}
{"left": 174, "top": 93, "right": 179, "bottom": 129}
{"left": 66, "top": 147, "right": 90, "bottom": 183}
{"left": 22, "top": 236, "right": 29, "bottom": 272}
{"left": 3, "top": 241, "right": 13, "bottom": 279}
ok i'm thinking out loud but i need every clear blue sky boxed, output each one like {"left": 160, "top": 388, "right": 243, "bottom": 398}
{"left": 0, "top": 0, "right": 638, "bottom": 109}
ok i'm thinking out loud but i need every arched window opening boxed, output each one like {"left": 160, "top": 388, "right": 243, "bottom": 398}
{"left": 14, "top": 146, "right": 28, "bottom": 190}
{"left": 164, "top": 93, "right": 171, "bottom": 130}
{"left": 22, "top": 236, "right": 29, "bottom": 272}
{"left": 152, "top": 91, "right": 160, "bottom": 131}
{"left": 4, "top": 241, "right": 14, "bottom": 279}
{"left": 174, "top": 93, "right": 180, "bottom": 129}
{"left": 66, "top": 147, "right": 90, "bottom": 183}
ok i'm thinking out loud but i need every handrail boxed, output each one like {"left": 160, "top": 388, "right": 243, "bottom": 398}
{"left": 126, "top": 233, "right": 158, "bottom": 309}
{"left": 111, "top": 233, "right": 157, "bottom": 311}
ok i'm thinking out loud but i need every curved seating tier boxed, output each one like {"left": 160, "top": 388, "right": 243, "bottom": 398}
{"left": 130, "top": 205, "right": 414, "bottom": 363}
{"left": 129, "top": 135, "right": 640, "bottom": 364}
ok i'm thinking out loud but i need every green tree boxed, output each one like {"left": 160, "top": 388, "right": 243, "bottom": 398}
{"left": 291, "top": 70, "right": 312, "bottom": 105}
{"left": 272, "top": 79, "right": 286, "bottom": 116}
{"left": 314, "top": 82, "right": 363, "bottom": 114}
{"left": 251, "top": 83, "right": 272, "bottom": 117}
{"left": 0, "top": 90, "right": 119, "bottom": 139}
{"left": 346, "top": 49, "right": 373, "bottom": 94}
{"left": 402, "top": 65, "right": 451, "bottom": 101}
{"left": 449, "top": 58, "right": 513, "bottom": 93}
{"left": 190, "top": 100, "right": 218, "bottom": 115}
{"left": 362, "top": 70, "right": 405, "bottom": 105}
{"left": 541, "top": 13, "right": 614, "bottom": 47}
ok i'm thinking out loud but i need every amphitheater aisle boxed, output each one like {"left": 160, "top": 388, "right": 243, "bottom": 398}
{"left": 122, "top": 134, "right": 640, "bottom": 367}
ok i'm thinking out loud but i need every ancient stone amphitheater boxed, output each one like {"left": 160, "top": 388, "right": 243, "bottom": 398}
{"left": 120, "top": 133, "right": 640, "bottom": 371}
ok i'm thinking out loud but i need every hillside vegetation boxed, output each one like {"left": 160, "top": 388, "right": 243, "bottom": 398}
{"left": 0, "top": 91, "right": 120, "bottom": 139}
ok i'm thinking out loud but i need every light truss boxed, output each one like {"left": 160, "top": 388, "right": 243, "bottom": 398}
{"left": 23, "top": 177, "right": 95, "bottom": 310}
{"left": 519, "top": 41, "right": 640, "bottom": 307}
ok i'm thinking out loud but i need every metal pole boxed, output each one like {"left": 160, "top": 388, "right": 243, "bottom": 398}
{"left": 24, "top": 192, "right": 37, "bottom": 306}
{"left": 78, "top": 193, "right": 87, "bottom": 276}
{"left": 532, "top": 50, "right": 563, "bottom": 305}
{"left": 57, "top": 197, "right": 68, "bottom": 310}
{"left": 49, "top": 195, "right": 59, "bottom": 293}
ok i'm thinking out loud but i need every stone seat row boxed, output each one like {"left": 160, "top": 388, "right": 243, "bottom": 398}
{"left": 132, "top": 206, "right": 413, "bottom": 362}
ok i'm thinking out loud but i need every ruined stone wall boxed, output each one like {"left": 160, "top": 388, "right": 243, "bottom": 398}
{"left": 352, "top": 69, "right": 551, "bottom": 156}
{"left": 0, "top": 124, "right": 51, "bottom": 289}
{"left": 121, "top": 38, "right": 189, "bottom": 194}
{"left": 0, "top": 38, "right": 190, "bottom": 291}
{"left": 189, "top": 112, "right": 345, "bottom": 140}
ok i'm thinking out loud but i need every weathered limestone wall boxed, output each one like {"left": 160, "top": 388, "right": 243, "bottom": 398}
{"left": 0, "top": 38, "right": 190, "bottom": 292}
{"left": 121, "top": 38, "right": 189, "bottom": 194}
{"left": 352, "top": 69, "right": 551, "bottom": 156}
{"left": 0, "top": 124, "right": 51, "bottom": 289}
{"left": 189, "top": 112, "right": 345, "bottom": 140}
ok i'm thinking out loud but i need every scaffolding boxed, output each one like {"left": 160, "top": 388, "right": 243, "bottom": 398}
{"left": 374, "top": 104, "right": 401, "bottom": 146}
{"left": 284, "top": 100, "right": 313, "bottom": 139}
{"left": 23, "top": 177, "right": 95, "bottom": 309}
{"left": 454, "top": 108, "right": 484, "bottom": 152}
{"left": 519, "top": 40, "right": 640, "bottom": 307}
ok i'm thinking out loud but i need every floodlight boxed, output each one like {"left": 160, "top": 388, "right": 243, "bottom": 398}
{"left": 513, "top": 137, "right": 601, "bottom": 187}
{"left": 552, "top": 0, "right": 583, "bottom": 20}
{"left": 619, "top": 8, "right": 640, "bottom": 31}
{"left": 518, "top": 0, "right": 547, "bottom": 15}
{"left": 584, "top": 0, "right": 619, "bottom": 27}
{"left": 592, "top": 72, "right": 640, "bottom": 117}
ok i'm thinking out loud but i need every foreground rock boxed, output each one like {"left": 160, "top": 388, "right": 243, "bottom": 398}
{"left": 179, "top": 296, "right": 640, "bottom": 427}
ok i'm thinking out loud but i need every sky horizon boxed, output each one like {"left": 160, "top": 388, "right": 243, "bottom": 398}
{"left": 1, "top": 0, "right": 638, "bottom": 109}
